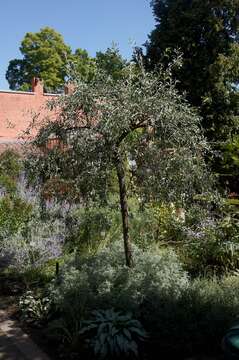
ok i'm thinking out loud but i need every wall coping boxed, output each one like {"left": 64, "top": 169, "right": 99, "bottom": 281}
{"left": 0, "top": 89, "right": 35, "bottom": 95}
{"left": 0, "top": 89, "right": 60, "bottom": 96}
{"left": 43, "top": 93, "right": 60, "bottom": 97}
{"left": 0, "top": 139, "right": 24, "bottom": 144}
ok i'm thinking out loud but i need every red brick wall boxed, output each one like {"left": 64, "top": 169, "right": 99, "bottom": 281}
{"left": 0, "top": 78, "right": 59, "bottom": 145}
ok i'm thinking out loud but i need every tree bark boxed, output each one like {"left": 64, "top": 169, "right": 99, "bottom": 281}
{"left": 114, "top": 151, "right": 133, "bottom": 267}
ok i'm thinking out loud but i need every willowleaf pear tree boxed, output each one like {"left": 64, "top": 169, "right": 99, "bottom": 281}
{"left": 29, "top": 58, "right": 211, "bottom": 267}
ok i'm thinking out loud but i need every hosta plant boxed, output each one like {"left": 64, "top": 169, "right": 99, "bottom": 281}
{"left": 19, "top": 290, "right": 52, "bottom": 324}
{"left": 79, "top": 309, "right": 147, "bottom": 359}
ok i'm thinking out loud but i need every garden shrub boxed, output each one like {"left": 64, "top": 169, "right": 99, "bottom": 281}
{"left": 0, "top": 216, "right": 65, "bottom": 271}
{"left": 129, "top": 201, "right": 214, "bottom": 249}
{"left": 44, "top": 240, "right": 239, "bottom": 358}
{"left": 0, "top": 174, "right": 17, "bottom": 195}
{"left": 141, "top": 276, "right": 239, "bottom": 358}
{"left": 182, "top": 202, "right": 239, "bottom": 276}
{"left": 130, "top": 202, "right": 187, "bottom": 247}
{"left": 15, "top": 233, "right": 239, "bottom": 359}
{"left": 0, "top": 149, "right": 22, "bottom": 179}
{"left": 184, "top": 203, "right": 213, "bottom": 228}
{"left": 0, "top": 195, "right": 32, "bottom": 239}
{"left": 0, "top": 150, "right": 22, "bottom": 196}
{"left": 64, "top": 204, "right": 121, "bottom": 254}
{"left": 51, "top": 241, "right": 188, "bottom": 311}
{"left": 47, "top": 241, "right": 188, "bottom": 348}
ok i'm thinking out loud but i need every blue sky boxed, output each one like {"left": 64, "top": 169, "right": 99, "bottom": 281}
{"left": 0, "top": 0, "right": 155, "bottom": 89}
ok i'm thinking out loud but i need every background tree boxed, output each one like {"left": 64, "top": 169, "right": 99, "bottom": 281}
{"left": 72, "top": 48, "right": 96, "bottom": 82}
{"left": 29, "top": 62, "right": 210, "bottom": 267}
{"left": 5, "top": 59, "right": 30, "bottom": 91}
{"left": 6, "top": 27, "right": 71, "bottom": 92}
{"left": 96, "top": 46, "right": 128, "bottom": 80}
{"left": 6, "top": 27, "right": 95, "bottom": 92}
{"left": 145, "top": 0, "right": 239, "bottom": 142}
{"left": 6, "top": 28, "right": 127, "bottom": 91}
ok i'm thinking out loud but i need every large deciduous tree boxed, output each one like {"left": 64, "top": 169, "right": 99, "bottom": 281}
{"left": 6, "top": 27, "right": 96, "bottom": 92}
{"left": 6, "top": 27, "right": 71, "bottom": 92}
{"left": 145, "top": 0, "right": 239, "bottom": 142}
{"left": 29, "top": 63, "right": 211, "bottom": 267}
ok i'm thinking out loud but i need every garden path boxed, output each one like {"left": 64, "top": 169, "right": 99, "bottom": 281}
{"left": 0, "top": 297, "right": 50, "bottom": 360}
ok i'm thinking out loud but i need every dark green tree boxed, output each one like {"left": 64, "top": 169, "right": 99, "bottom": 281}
{"left": 96, "top": 46, "right": 127, "bottom": 80}
{"left": 69, "top": 48, "right": 96, "bottom": 82}
{"left": 5, "top": 59, "right": 30, "bottom": 91}
{"left": 145, "top": 0, "right": 239, "bottom": 142}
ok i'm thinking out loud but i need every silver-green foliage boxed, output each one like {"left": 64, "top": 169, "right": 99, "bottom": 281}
{"left": 46, "top": 242, "right": 186, "bottom": 350}
{"left": 0, "top": 216, "right": 65, "bottom": 271}
{"left": 79, "top": 309, "right": 147, "bottom": 359}
{"left": 34, "top": 60, "right": 211, "bottom": 205}
{"left": 29, "top": 58, "right": 213, "bottom": 267}
{"left": 50, "top": 241, "right": 189, "bottom": 315}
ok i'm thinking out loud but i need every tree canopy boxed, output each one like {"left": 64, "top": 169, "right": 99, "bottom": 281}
{"left": 6, "top": 27, "right": 72, "bottom": 92}
{"left": 95, "top": 46, "right": 128, "bottom": 80}
{"left": 28, "top": 62, "right": 211, "bottom": 266}
{"left": 6, "top": 28, "right": 127, "bottom": 92}
{"left": 5, "top": 27, "right": 97, "bottom": 92}
{"left": 72, "top": 48, "right": 96, "bottom": 83}
{"left": 145, "top": 0, "right": 239, "bottom": 142}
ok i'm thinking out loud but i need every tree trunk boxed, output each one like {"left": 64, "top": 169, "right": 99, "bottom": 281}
{"left": 114, "top": 151, "right": 133, "bottom": 267}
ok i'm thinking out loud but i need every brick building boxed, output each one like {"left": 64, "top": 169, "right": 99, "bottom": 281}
{"left": 0, "top": 78, "right": 60, "bottom": 152}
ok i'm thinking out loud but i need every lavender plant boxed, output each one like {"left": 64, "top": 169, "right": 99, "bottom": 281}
{"left": 0, "top": 217, "right": 65, "bottom": 270}
{"left": 0, "top": 171, "right": 72, "bottom": 271}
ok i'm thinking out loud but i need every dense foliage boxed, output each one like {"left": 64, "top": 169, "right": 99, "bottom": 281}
{"left": 29, "top": 61, "right": 211, "bottom": 266}
{"left": 145, "top": 0, "right": 239, "bottom": 142}
{"left": 18, "top": 242, "right": 239, "bottom": 359}
{"left": 2, "top": 5, "right": 239, "bottom": 356}
{"left": 95, "top": 46, "right": 128, "bottom": 81}
{"left": 6, "top": 27, "right": 72, "bottom": 92}
{"left": 6, "top": 28, "right": 127, "bottom": 92}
